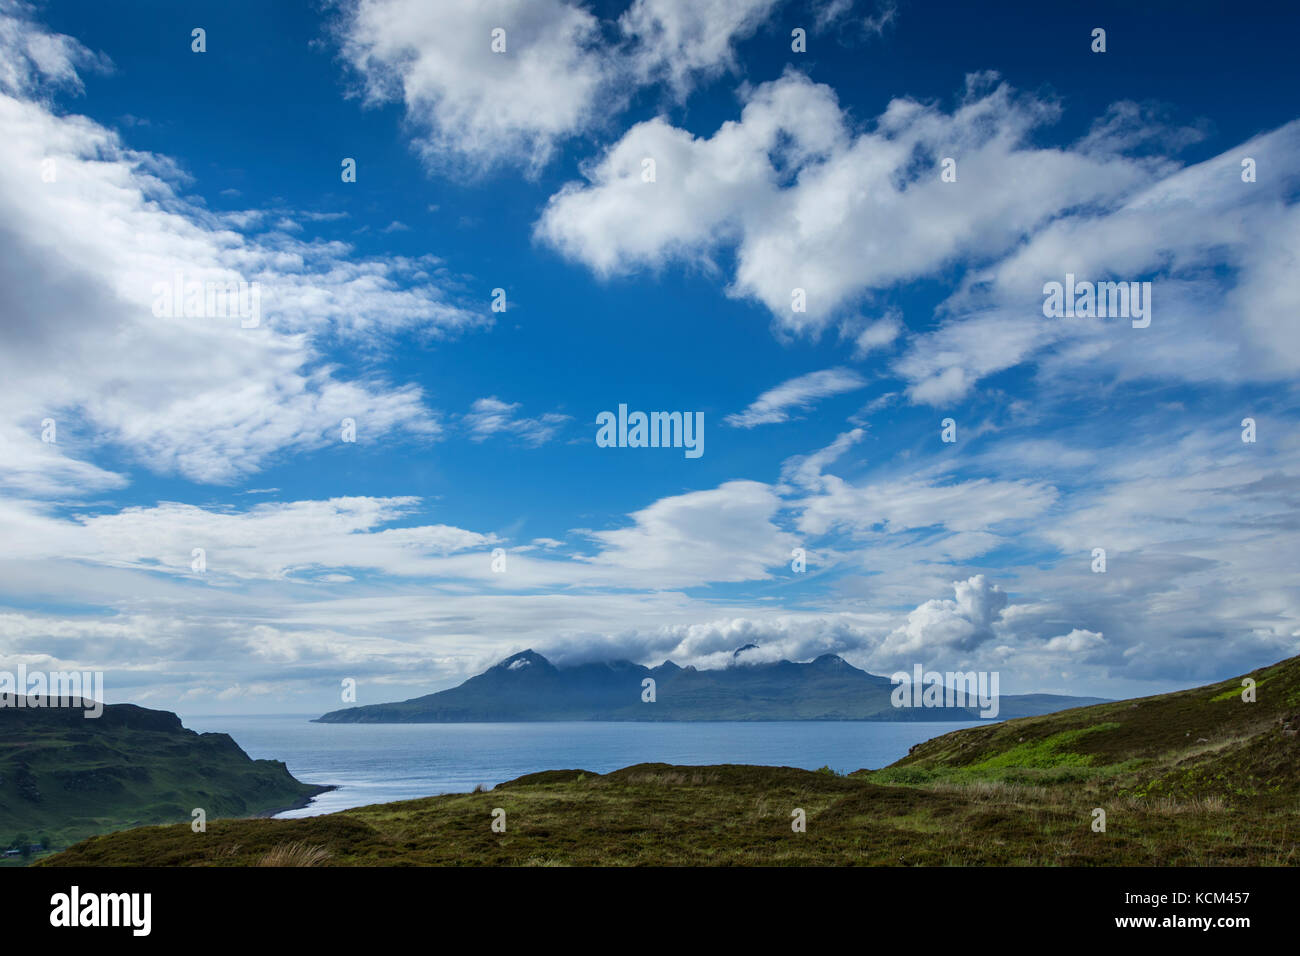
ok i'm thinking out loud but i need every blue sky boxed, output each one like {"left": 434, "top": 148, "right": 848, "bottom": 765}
{"left": 1, "top": 0, "right": 1298, "bottom": 715}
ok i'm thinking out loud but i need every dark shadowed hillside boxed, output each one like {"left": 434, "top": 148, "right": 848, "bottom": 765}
{"left": 0, "top": 698, "right": 330, "bottom": 859}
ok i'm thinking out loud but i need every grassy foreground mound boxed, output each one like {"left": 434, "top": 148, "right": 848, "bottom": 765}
{"left": 43, "top": 655, "right": 1300, "bottom": 866}
{"left": 1, "top": 699, "right": 328, "bottom": 861}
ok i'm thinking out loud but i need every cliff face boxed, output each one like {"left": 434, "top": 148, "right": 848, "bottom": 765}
{"left": 0, "top": 698, "right": 328, "bottom": 857}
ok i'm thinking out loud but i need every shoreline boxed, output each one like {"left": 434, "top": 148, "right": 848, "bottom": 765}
{"left": 253, "top": 784, "right": 339, "bottom": 819}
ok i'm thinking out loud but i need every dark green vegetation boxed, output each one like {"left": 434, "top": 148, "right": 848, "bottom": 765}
{"left": 44, "top": 654, "right": 1300, "bottom": 866}
{"left": 1, "top": 698, "right": 328, "bottom": 862}
{"left": 315, "top": 648, "right": 1106, "bottom": 722}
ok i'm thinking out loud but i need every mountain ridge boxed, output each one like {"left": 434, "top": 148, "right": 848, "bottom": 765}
{"left": 315, "top": 648, "right": 1108, "bottom": 723}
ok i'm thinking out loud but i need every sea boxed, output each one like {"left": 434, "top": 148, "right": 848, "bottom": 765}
{"left": 182, "top": 716, "right": 983, "bottom": 818}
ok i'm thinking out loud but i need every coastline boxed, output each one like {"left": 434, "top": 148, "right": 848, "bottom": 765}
{"left": 253, "top": 784, "right": 339, "bottom": 819}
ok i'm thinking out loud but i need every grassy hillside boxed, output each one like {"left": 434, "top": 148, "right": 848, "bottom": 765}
{"left": 875, "top": 651, "right": 1300, "bottom": 799}
{"left": 42, "top": 654, "right": 1300, "bottom": 866}
{"left": 1, "top": 699, "right": 329, "bottom": 862}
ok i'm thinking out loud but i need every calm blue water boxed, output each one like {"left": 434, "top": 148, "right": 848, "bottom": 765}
{"left": 183, "top": 716, "right": 981, "bottom": 818}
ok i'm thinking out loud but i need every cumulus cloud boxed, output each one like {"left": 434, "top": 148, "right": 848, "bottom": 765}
{"left": 1043, "top": 629, "right": 1106, "bottom": 655}
{"left": 336, "top": 0, "right": 609, "bottom": 174}
{"left": 539, "top": 67, "right": 1300, "bottom": 410}
{"left": 619, "top": 0, "right": 780, "bottom": 98}
{"left": 334, "top": 0, "right": 785, "bottom": 174}
{"left": 537, "top": 70, "right": 1155, "bottom": 334}
{"left": 878, "top": 575, "right": 1010, "bottom": 659}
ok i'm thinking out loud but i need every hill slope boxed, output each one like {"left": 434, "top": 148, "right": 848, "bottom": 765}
{"left": 315, "top": 649, "right": 1107, "bottom": 722}
{"left": 872, "top": 649, "right": 1300, "bottom": 800}
{"left": 43, "top": 654, "right": 1299, "bottom": 866}
{"left": 1, "top": 698, "right": 330, "bottom": 860}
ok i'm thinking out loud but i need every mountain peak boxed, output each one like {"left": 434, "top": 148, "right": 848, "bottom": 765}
{"left": 494, "top": 649, "right": 555, "bottom": 672}
{"left": 809, "top": 653, "right": 851, "bottom": 669}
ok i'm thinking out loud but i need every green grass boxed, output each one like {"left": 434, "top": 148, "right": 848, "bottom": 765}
{"left": 37, "top": 654, "right": 1300, "bottom": 866}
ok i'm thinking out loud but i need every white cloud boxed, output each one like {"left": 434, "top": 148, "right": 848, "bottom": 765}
{"left": 796, "top": 470, "right": 1057, "bottom": 540}
{"left": 878, "top": 574, "right": 1010, "bottom": 659}
{"left": 536, "top": 70, "right": 847, "bottom": 285}
{"left": 780, "top": 427, "right": 865, "bottom": 489}
{"left": 893, "top": 121, "right": 1300, "bottom": 403}
{"left": 537, "top": 612, "right": 889, "bottom": 669}
{"left": 337, "top": 0, "right": 609, "bottom": 174}
{"left": 538, "top": 70, "right": 1300, "bottom": 406}
{"left": 0, "top": 0, "right": 110, "bottom": 97}
{"left": 860, "top": 0, "right": 898, "bottom": 36}
{"left": 0, "top": 9, "right": 483, "bottom": 485}
{"left": 1076, "top": 100, "right": 1208, "bottom": 158}
{"left": 5, "top": 411, "right": 1298, "bottom": 706}
{"left": 580, "top": 480, "right": 798, "bottom": 587}
{"left": 619, "top": 0, "right": 780, "bottom": 97}
{"left": 851, "top": 313, "right": 902, "bottom": 358}
{"left": 464, "top": 397, "right": 570, "bottom": 446}
{"left": 0, "top": 420, "right": 126, "bottom": 497}
{"left": 1044, "top": 628, "right": 1105, "bottom": 655}
{"left": 3, "top": 3, "right": 1297, "bottom": 715}
{"left": 725, "top": 367, "right": 866, "bottom": 427}
{"left": 538, "top": 71, "right": 1155, "bottom": 334}
{"left": 0, "top": 496, "right": 496, "bottom": 580}
{"left": 815, "top": 0, "right": 898, "bottom": 37}
{"left": 335, "top": 0, "right": 785, "bottom": 174}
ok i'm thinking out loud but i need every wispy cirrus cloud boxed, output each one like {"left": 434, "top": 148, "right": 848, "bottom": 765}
{"left": 0, "top": 3, "right": 485, "bottom": 486}
{"left": 464, "top": 397, "right": 571, "bottom": 446}
{"left": 726, "top": 368, "right": 867, "bottom": 427}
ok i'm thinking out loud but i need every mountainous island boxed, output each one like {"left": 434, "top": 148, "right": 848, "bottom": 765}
{"left": 0, "top": 698, "right": 330, "bottom": 860}
{"left": 315, "top": 648, "right": 1107, "bottom": 723}
{"left": 44, "top": 652, "right": 1300, "bottom": 866}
